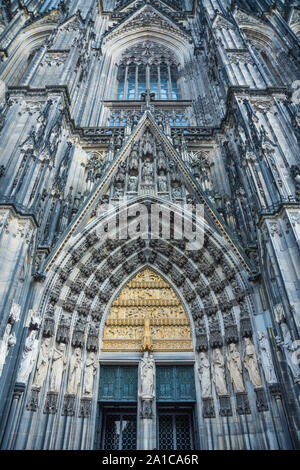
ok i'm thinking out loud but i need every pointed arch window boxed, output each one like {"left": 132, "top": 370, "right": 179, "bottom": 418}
{"left": 116, "top": 41, "right": 180, "bottom": 101}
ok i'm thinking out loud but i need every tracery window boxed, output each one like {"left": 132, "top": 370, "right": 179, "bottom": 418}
{"left": 117, "top": 41, "right": 180, "bottom": 101}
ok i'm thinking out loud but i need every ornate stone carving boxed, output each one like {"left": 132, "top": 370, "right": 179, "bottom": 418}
{"left": 44, "top": 392, "right": 58, "bottom": 415}
{"left": 236, "top": 392, "right": 251, "bottom": 415}
{"left": 202, "top": 397, "right": 215, "bottom": 418}
{"left": 62, "top": 394, "right": 76, "bottom": 417}
{"left": 243, "top": 338, "right": 262, "bottom": 388}
{"left": 79, "top": 397, "right": 92, "bottom": 418}
{"left": 83, "top": 353, "right": 97, "bottom": 396}
{"left": 49, "top": 343, "right": 67, "bottom": 392}
{"left": 258, "top": 331, "right": 277, "bottom": 384}
{"left": 255, "top": 388, "right": 269, "bottom": 412}
{"left": 198, "top": 352, "right": 211, "bottom": 398}
{"left": 17, "top": 331, "right": 39, "bottom": 384}
{"left": 226, "top": 343, "right": 245, "bottom": 393}
{"left": 212, "top": 348, "right": 228, "bottom": 396}
{"left": 56, "top": 317, "right": 70, "bottom": 344}
{"left": 67, "top": 348, "right": 82, "bottom": 395}
{"left": 27, "top": 387, "right": 40, "bottom": 412}
{"left": 0, "top": 323, "right": 16, "bottom": 376}
{"left": 33, "top": 338, "right": 52, "bottom": 389}
{"left": 219, "top": 396, "right": 233, "bottom": 417}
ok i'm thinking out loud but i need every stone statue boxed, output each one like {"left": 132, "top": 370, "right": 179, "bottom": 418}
{"left": 67, "top": 348, "right": 82, "bottom": 395}
{"left": 212, "top": 348, "right": 228, "bottom": 396}
{"left": 49, "top": 343, "right": 67, "bottom": 393}
{"left": 140, "top": 351, "right": 155, "bottom": 399}
{"left": 198, "top": 352, "right": 211, "bottom": 398}
{"left": 142, "top": 130, "right": 153, "bottom": 155}
{"left": 9, "top": 303, "right": 21, "bottom": 324}
{"left": 243, "top": 338, "right": 262, "bottom": 388}
{"left": 226, "top": 343, "right": 245, "bottom": 393}
{"left": 158, "top": 174, "right": 167, "bottom": 192}
{"left": 278, "top": 323, "right": 300, "bottom": 383}
{"left": 128, "top": 175, "right": 138, "bottom": 192}
{"left": 33, "top": 338, "right": 51, "bottom": 388}
{"left": 274, "top": 303, "right": 285, "bottom": 324}
{"left": 83, "top": 352, "right": 97, "bottom": 396}
{"left": 0, "top": 324, "right": 16, "bottom": 376}
{"left": 142, "top": 159, "right": 154, "bottom": 184}
{"left": 17, "top": 330, "right": 39, "bottom": 384}
{"left": 33, "top": 338, "right": 52, "bottom": 389}
{"left": 258, "top": 331, "right": 277, "bottom": 384}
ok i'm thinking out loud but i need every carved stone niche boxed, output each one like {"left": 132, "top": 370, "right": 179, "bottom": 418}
{"left": 183, "top": 283, "right": 196, "bottom": 303}
{"left": 209, "top": 329, "right": 223, "bottom": 349}
{"left": 50, "top": 287, "right": 60, "bottom": 305}
{"left": 27, "top": 387, "right": 40, "bottom": 412}
{"left": 235, "top": 392, "right": 251, "bottom": 415}
{"left": 219, "top": 395, "right": 233, "bottom": 417}
{"left": 240, "top": 316, "right": 252, "bottom": 338}
{"left": 85, "top": 282, "right": 99, "bottom": 299}
{"left": 62, "top": 394, "right": 76, "bottom": 417}
{"left": 87, "top": 327, "right": 98, "bottom": 352}
{"left": 70, "top": 280, "right": 85, "bottom": 294}
{"left": 72, "top": 322, "right": 85, "bottom": 348}
{"left": 56, "top": 317, "right": 70, "bottom": 344}
{"left": 255, "top": 388, "right": 269, "bottom": 412}
{"left": 185, "top": 264, "right": 200, "bottom": 282}
{"left": 170, "top": 268, "right": 185, "bottom": 287}
{"left": 196, "top": 334, "right": 208, "bottom": 352}
{"left": 269, "top": 383, "right": 281, "bottom": 400}
{"left": 79, "top": 397, "right": 92, "bottom": 418}
{"left": 44, "top": 392, "right": 58, "bottom": 414}
{"left": 63, "top": 295, "right": 78, "bottom": 313}
{"left": 203, "top": 397, "right": 215, "bottom": 418}
{"left": 86, "top": 232, "right": 99, "bottom": 247}
{"left": 92, "top": 248, "right": 107, "bottom": 263}
{"left": 95, "top": 266, "right": 111, "bottom": 283}
{"left": 225, "top": 324, "right": 239, "bottom": 344}
{"left": 77, "top": 299, "right": 92, "bottom": 317}
{"left": 43, "top": 317, "right": 55, "bottom": 338}
{"left": 140, "top": 399, "right": 153, "bottom": 419}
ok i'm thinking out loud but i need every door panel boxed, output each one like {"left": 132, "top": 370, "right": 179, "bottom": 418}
{"left": 158, "top": 411, "right": 194, "bottom": 450}
{"left": 102, "top": 412, "right": 137, "bottom": 450}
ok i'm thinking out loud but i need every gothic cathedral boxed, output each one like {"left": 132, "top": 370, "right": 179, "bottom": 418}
{"left": 0, "top": 0, "right": 299, "bottom": 451}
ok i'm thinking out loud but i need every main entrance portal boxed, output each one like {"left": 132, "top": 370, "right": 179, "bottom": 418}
{"left": 96, "top": 269, "right": 196, "bottom": 450}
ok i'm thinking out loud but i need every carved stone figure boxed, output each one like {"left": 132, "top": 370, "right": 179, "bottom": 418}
{"left": 17, "top": 330, "right": 39, "bottom": 384}
{"left": 140, "top": 351, "right": 155, "bottom": 399}
{"left": 0, "top": 324, "right": 16, "bottom": 376}
{"left": 158, "top": 174, "right": 167, "bottom": 192}
{"left": 67, "top": 348, "right": 82, "bottom": 395}
{"left": 226, "top": 343, "right": 245, "bottom": 393}
{"left": 243, "top": 338, "right": 262, "bottom": 388}
{"left": 212, "top": 348, "right": 228, "bottom": 396}
{"left": 198, "top": 352, "right": 211, "bottom": 398}
{"left": 278, "top": 323, "right": 300, "bottom": 383}
{"left": 83, "top": 352, "right": 97, "bottom": 396}
{"left": 128, "top": 175, "right": 138, "bottom": 192}
{"left": 33, "top": 338, "right": 52, "bottom": 388}
{"left": 49, "top": 343, "right": 67, "bottom": 392}
{"left": 258, "top": 331, "right": 277, "bottom": 384}
{"left": 9, "top": 303, "right": 21, "bottom": 324}
{"left": 142, "top": 159, "right": 154, "bottom": 184}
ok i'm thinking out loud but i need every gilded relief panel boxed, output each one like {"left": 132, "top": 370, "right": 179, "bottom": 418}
{"left": 102, "top": 269, "right": 193, "bottom": 352}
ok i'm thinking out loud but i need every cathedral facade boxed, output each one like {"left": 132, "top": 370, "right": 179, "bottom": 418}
{"left": 0, "top": 0, "right": 300, "bottom": 450}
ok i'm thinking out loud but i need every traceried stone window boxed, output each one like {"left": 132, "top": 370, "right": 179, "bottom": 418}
{"left": 116, "top": 41, "right": 180, "bottom": 101}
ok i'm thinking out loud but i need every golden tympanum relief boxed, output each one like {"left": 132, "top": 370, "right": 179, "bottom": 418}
{"left": 102, "top": 269, "right": 193, "bottom": 352}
